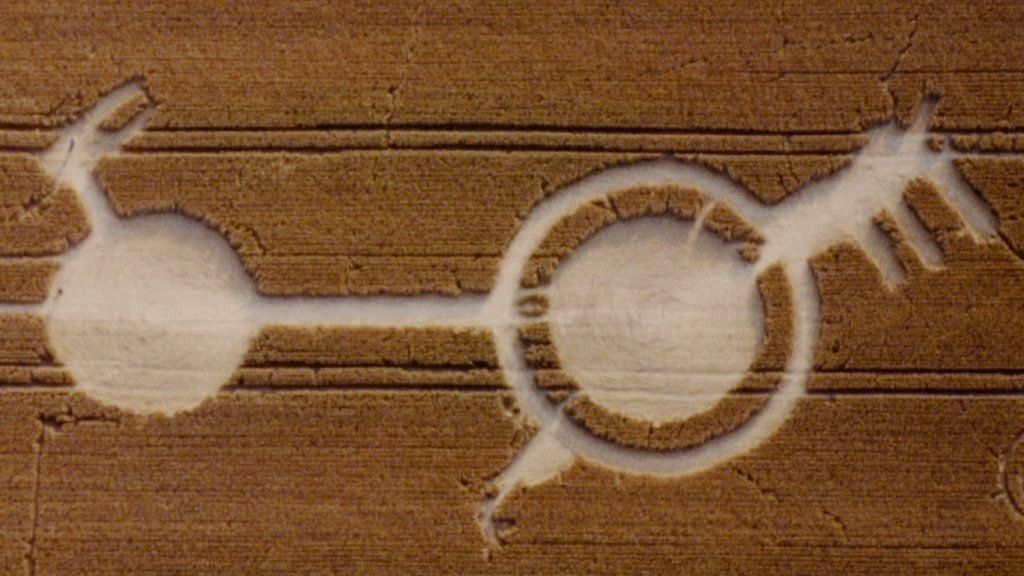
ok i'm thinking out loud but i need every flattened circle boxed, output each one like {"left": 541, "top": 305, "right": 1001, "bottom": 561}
{"left": 48, "top": 215, "right": 255, "bottom": 414}
{"left": 517, "top": 185, "right": 796, "bottom": 451}
{"left": 547, "top": 217, "right": 762, "bottom": 424}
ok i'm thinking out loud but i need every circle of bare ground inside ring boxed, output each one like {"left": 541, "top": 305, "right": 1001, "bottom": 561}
{"left": 560, "top": 265, "right": 793, "bottom": 451}
{"left": 518, "top": 186, "right": 795, "bottom": 451}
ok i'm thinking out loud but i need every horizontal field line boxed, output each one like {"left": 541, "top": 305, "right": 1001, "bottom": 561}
{"left": 814, "top": 368, "right": 1024, "bottom": 376}
{"left": 120, "top": 128, "right": 868, "bottom": 155}
{"left": 238, "top": 363, "right": 499, "bottom": 371}
{"left": 117, "top": 146, "right": 855, "bottom": 155}
{"left": 809, "top": 389, "right": 1024, "bottom": 397}
{"left": 141, "top": 124, "right": 866, "bottom": 135}
{"left": 223, "top": 369, "right": 1024, "bottom": 396}
{"left": 2, "top": 370, "right": 1024, "bottom": 390}
{"left": 223, "top": 384, "right": 508, "bottom": 393}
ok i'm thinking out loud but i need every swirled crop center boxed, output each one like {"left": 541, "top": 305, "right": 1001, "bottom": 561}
{"left": 546, "top": 216, "right": 762, "bottom": 424}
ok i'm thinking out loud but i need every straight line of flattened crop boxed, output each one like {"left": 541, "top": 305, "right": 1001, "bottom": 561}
{"left": 110, "top": 147, "right": 856, "bottom": 155}
{"left": 809, "top": 389, "right": 1024, "bottom": 397}
{"left": 140, "top": 125, "right": 867, "bottom": 135}
{"left": 814, "top": 368, "right": 1024, "bottom": 376}
{"left": 224, "top": 384, "right": 509, "bottom": 393}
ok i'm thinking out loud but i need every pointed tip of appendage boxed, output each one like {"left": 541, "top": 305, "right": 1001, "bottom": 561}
{"left": 908, "top": 96, "right": 940, "bottom": 133}
{"left": 479, "top": 429, "right": 576, "bottom": 548}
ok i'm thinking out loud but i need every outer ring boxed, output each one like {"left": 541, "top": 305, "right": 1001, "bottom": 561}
{"left": 486, "top": 157, "right": 816, "bottom": 477}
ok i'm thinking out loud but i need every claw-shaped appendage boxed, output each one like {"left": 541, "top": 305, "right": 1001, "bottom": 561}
{"left": 479, "top": 97, "right": 1003, "bottom": 547}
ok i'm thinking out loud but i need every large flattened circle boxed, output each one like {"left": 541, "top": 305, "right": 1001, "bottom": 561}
{"left": 517, "top": 186, "right": 794, "bottom": 451}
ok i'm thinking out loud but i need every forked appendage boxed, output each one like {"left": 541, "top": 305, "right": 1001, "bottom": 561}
{"left": 34, "top": 81, "right": 154, "bottom": 249}
{"left": 37, "top": 81, "right": 153, "bottom": 184}
{"left": 479, "top": 428, "right": 574, "bottom": 548}
{"left": 0, "top": 82, "right": 154, "bottom": 322}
